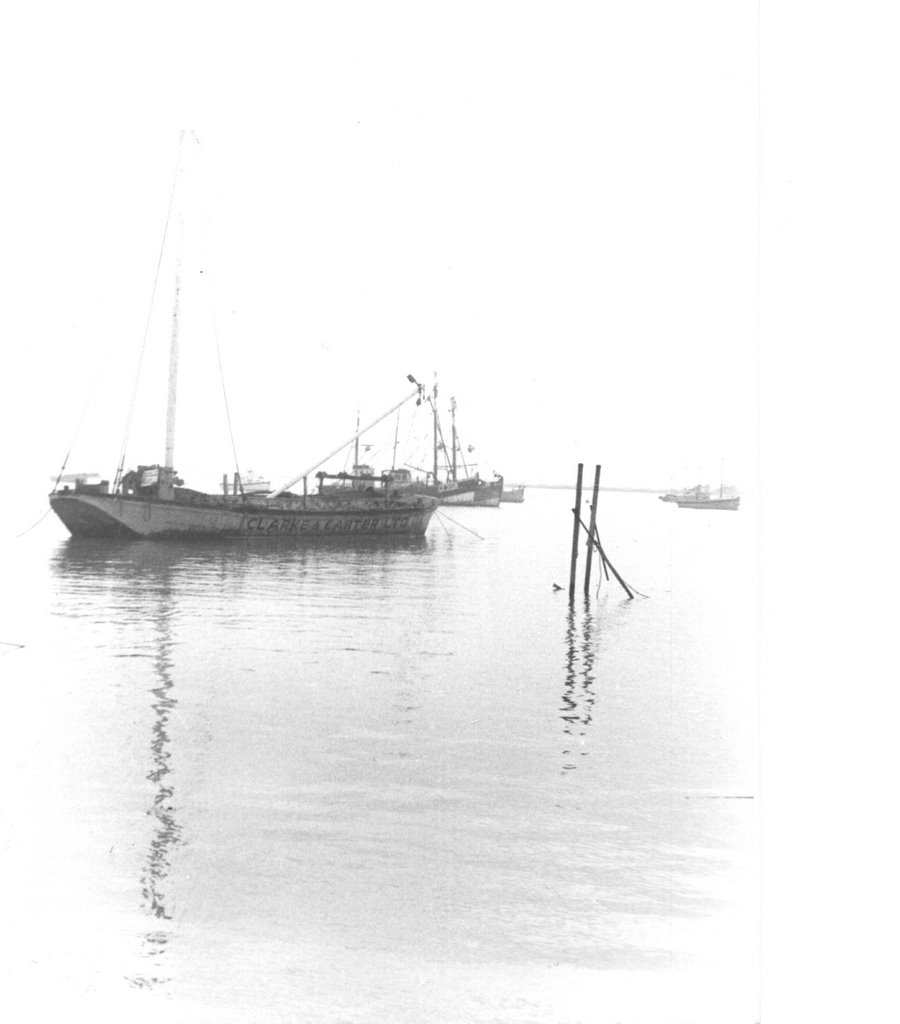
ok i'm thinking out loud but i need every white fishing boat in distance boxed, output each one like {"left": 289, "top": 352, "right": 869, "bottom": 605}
{"left": 659, "top": 483, "right": 740, "bottom": 511}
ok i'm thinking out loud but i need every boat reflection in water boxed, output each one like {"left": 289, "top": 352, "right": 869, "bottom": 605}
{"left": 51, "top": 540, "right": 185, "bottom": 989}
{"left": 132, "top": 570, "right": 182, "bottom": 989}
{"left": 49, "top": 532, "right": 436, "bottom": 993}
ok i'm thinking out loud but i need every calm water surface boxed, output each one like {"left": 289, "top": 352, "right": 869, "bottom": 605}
{"left": 2, "top": 490, "right": 757, "bottom": 1023}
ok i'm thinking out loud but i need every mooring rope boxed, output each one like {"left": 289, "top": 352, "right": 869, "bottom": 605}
{"left": 434, "top": 512, "right": 452, "bottom": 537}
{"left": 14, "top": 507, "right": 52, "bottom": 539}
{"left": 434, "top": 508, "right": 485, "bottom": 540}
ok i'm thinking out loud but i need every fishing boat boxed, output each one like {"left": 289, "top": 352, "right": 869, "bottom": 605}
{"left": 239, "top": 470, "right": 272, "bottom": 496}
{"left": 660, "top": 484, "right": 740, "bottom": 511}
{"left": 50, "top": 378, "right": 437, "bottom": 539}
{"left": 472, "top": 474, "right": 503, "bottom": 506}
{"left": 48, "top": 139, "right": 436, "bottom": 540}
{"left": 659, "top": 485, "right": 700, "bottom": 503}
{"left": 320, "top": 388, "right": 505, "bottom": 507}
{"left": 405, "top": 390, "right": 503, "bottom": 506}
{"left": 500, "top": 485, "right": 525, "bottom": 503}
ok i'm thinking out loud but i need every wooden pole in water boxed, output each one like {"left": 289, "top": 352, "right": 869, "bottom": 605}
{"left": 584, "top": 464, "right": 601, "bottom": 596}
{"left": 569, "top": 463, "right": 584, "bottom": 601}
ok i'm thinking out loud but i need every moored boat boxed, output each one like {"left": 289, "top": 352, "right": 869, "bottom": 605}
{"left": 500, "top": 485, "right": 525, "bottom": 503}
{"left": 49, "top": 377, "right": 438, "bottom": 540}
{"left": 471, "top": 474, "right": 503, "bottom": 506}
{"left": 50, "top": 481, "right": 435, "bottom": 539}
{"left": 660, "top": 483, "right": 740, "bottom": 511}
{"left": 404, "top": 390, "right": 504, "bottom": 506}
{"left": 48, "top": 136, "right": 436, "bottom": 541}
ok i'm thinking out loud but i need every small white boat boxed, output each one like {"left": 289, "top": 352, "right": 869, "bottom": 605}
{"left": 660, "top": 484, "right": 740, "bottom": 511}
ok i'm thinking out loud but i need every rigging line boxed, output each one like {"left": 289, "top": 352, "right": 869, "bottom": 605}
{"left": 391, "top": 409, "right": 402, "bottom": 471}
{"left": 434, "top": 509, "right": 485, "bottom": 540}
{"left": 365, "top": 433, "right": 393, "bottom": 464}
{"left": 19, "top": 403, "right": 98, "bottom": 537}
{"left": 432, "top": 411, "right": 452, "bottom": 475}
{"left": 403, "top": 407, "right": 427, "bottom": 470}
{"left": 114, "top": 131, "right": 186, "bottom": 492}
{"left": 211, "top": 312, "right": 243, "bottom": 485}
{"left": 188, "top": 136, "right": 243, "bottom": 483}
{"left": 405, "top": 402, "right": 419, "bottom": 449}
{"left": 49, "top": 377, "right": 100, "bottom": 487}
{"left": 456, "top": 430, "right": 471, "bottom": 478}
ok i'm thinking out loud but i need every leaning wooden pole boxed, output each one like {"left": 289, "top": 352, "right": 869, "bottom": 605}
{"left": 592, "top": 523, "right": 634, "bottom": 600}
{"left": 568, "top": 463, "right": 584, "bottom": 601}
{"left": 584, "top": 464, "right": 601, "bottom": 596}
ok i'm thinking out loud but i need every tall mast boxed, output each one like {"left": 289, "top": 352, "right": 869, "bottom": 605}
{"left": 432, "top": 378, "right": 439, "bottom": 488}
{"left": 391, "top": 411, "right": 401, "bottom": 471}
{"left": 450, "top": 396, "right": 458, "bottom": 483}
{"left": 354, "top": 408, "right": 360, "bottom": 468}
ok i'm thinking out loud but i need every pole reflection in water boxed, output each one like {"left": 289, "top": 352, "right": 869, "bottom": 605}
{"left": 132, "top": 574, "right": 182, "bottom": 989}
{"left": 560, "top": 600, "right": 597, "bottom": 773}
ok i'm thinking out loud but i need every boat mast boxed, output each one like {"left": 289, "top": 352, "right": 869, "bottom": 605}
{"left": 432, "top": 378, "right": 439, "bottom": 488}
{"left": 113, "top": 130, "right": 186, "bottom": 495}
{"left": 450, "top": 396, "right": 457, "bottom": 483}
{"left": 391, "top": 411, "right": 401, "bottom": 471}
{"left": 354, "top": 408, "right": 360, "bottom": 469}
{"left": 161, "top": 211, "right": 184, "bottom": 501}
{"left": 269, "top": 378, "right": 423, "bottom": 497}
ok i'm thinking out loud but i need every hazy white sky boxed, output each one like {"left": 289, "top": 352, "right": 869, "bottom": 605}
{"left": 2, "top": 1, "right": 758, "bottom": 500}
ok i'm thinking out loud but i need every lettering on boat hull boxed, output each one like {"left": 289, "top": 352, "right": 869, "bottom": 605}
{"left": 239, "top": 514, "right": 414, "bottom": 534}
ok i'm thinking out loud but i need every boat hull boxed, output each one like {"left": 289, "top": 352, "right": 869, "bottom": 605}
{"left": 404, "top": 478, "right": 479, "bottom": 505}
{"left": 409, "top": 477, "right": 501, "bottom": 507}
{"left": 471, "top": 480, "right": 502, "bottom": 507}
{"left": 500, "top": 486, "right": 525, "bottom": 503}
{"left": 437, "top": 487, "right": 476, "bottom": 506}
{"left": 674, "top": 497, "right": 740, "bottom": 511}
{"left": 49, "top": 492, "right": 437, "bottom": 539}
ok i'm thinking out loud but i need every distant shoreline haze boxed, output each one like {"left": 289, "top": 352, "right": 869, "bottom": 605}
{"left": 523, "top": 484, "right": 668, "bottom": 493}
